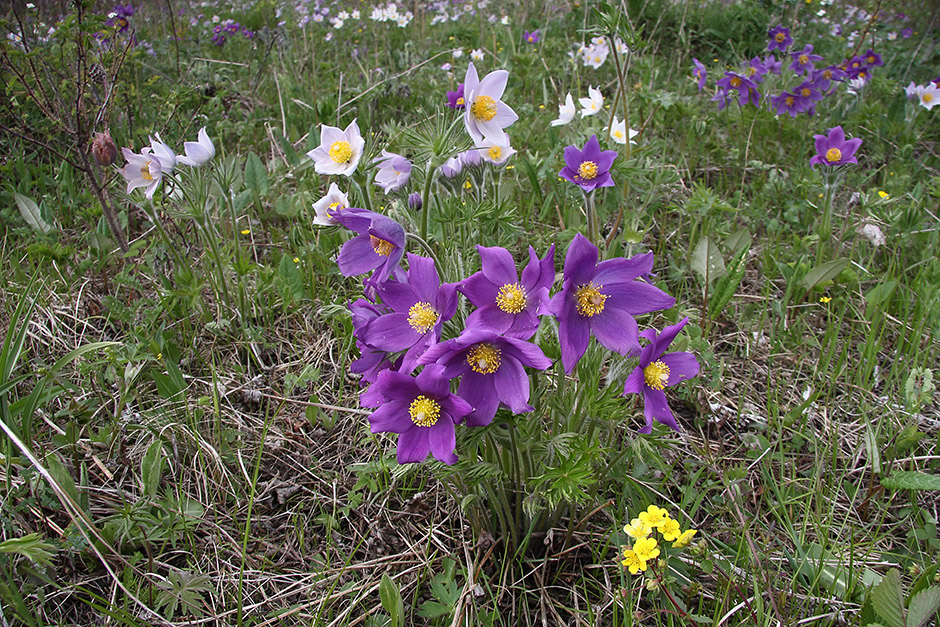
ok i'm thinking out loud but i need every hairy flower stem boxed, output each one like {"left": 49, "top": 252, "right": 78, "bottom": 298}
{"left": 420, "top": 161, "right": 435, "bottom": 243}
{"left": 583, "top": 190, "right": 600, "bottom": 247}
{"left": 817, "top": 170, "right": 836, "bottom": 262}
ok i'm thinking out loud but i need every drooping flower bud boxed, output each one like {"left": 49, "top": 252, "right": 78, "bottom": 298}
{"left": 408, "top": 191, "right": 422, "bottom": 210}
{"left": 92, "top": 131, "right": 118, "bottom": 166}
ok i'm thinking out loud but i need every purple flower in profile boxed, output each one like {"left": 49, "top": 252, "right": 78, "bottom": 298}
{"left": 365, "top": 364, "right": 472, "bottom": 465}
{"left": 446, "top": 83, "right": 466, "bottom": 109}
{"left": 333, "top": 209, "right": 406, "bottom": 286}
{"left": 790, "top": 44, "right": 823, "bottom": 76}
{"left": 349, "top": 298, "right": 399, "bottom": 385}
{"left": 763, "top": 54, "right": 783, "bottom": 75}
{"left": 622, "top": 317, "right": 700, "bottom": 433}
{"left": 523, "top": 29, "right": 541, "bottom": 44}
{"left": 767, "top": 25, "right": 792, "bottom": 52}
{"left": 809, "top": 126, "right": 862, "bottom": 168}
{"left": 360, "top": 254, "right": 458, "bottom": 374}
{"left": 419, "top": 328, "right": 552, "bottom": 427}
{"left": 458, "top": 244, "right": 555, "bottom": 340}
{"left": 711, "top": 88, "right": 731, "bottom": 110}
{"left": 373, "top": 150, "right": 412, "bottom": 193}
{"left": 716, "top": 72, "right": 761, "bottom": 107}
{"left": 692, "top": 58, "right": 707, "bottom": 91}
{"left": 408, "top": 191, "right": 422, "bottom": 210}
{"left": 439, "top": 155, "right": 462, "bottom": 179}
{"left": 559, "top": 135, "right": 617, "bottom": 193}
{"left": 547, "top": 234, "right": 675, "bottom": 374}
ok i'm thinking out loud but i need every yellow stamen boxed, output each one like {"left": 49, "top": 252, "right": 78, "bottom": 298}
{"left": 407, "top": 302, "right": 438, "bottom": 333}
{"left": 409, "top": 395, "right": 441, "bottom": 427}
{"left": 924, "top": 93, "right": 934, "bottom": 104}
{"left": 799, "top": 54, "right": 809, "bottom": 65}
{"left": 455, "top": 97, "right": 465, "bottom": 106}
{"left": 140, "top": 162, "right": 154, "bottom": 182}
{"left": 775, "top": 32, "right": 786, "bottom": 42}
{"left": 466, "top": 343, "right": 501, "bottom": 374}
{"left": 487, "top": 145, "right": 502, "bottom": 161}
{"left": 370, "top": 235, "right": 395, "bottom": 256}
{"left": 643, "top": 360, "right": 670, "bottom": 391}
{"left": 785, "top": 96, "right": 795, "bottom": 106}
{"left": 575, "top": 282, "right": 607, "bottom": 317}
{"left": 471, "top": 95, "right": 497, "bottom": 121}
{"left": 329, "top": 140, "right": 353, "bottom": 164}
{"left": 730, "top": 76, "right": 742, "bottom": 88}
{"left": 801, "top": 88, "right": 811, "bottom": 97}
{"left": 825, "top": 147, "right": 842, "bottom": 163}
{"left": 495, "top": 283, "right": 526, "bottom": 313}
{"left": 577, "top": 161, "right": 598, "bottom": 180}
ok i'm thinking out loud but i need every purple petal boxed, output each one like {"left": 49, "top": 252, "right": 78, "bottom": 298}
{"left": 397, "top": 428, "right": 431, "bottom": 464}
{"left": 458, "top": 270, "right": 499, "bottom": 307}
{"left": 559, "top": 310, "right": 591, "bottom": 374}
{"left": 458, "top": 375, "right": 500, "bottom": 427}
{"left": 591, "top": 307, "right": 640, "bottom": 356}
{"left": 563, "top": 233, "right": 599, "bottom": 286}
{"left": 580, "top": 135, "right": 602, "bottom": 162}
{"left": 428, "top": 421, "right": 458, "bottom": 465}
{"left": 642, "top": 387, "right": 679, "bottom": 432}
{"left": 467, "top": 305, "right": 514, "bottom": 335}
{"left": 841, "top": 137, "right": 862, "bottom": 160}
{"left": 563, "top": 145, "right": 584, "bottom": 172}
{"left": 605, "top": 282, "right": 676, "bottom": 315}
{"left": 368, "top": 400, "right": 411, "bottom": 432}
{"left": 338, "top": 235, "right": 384, "bottom": 276}
{"left": 623, "top": 366, "right": 645, "bottom": 395}
{"left": 828, "top": 125, "right": 846, "bottom": 146}
{"left": 501, "top": 336, "right": 553, "bottom": 370}
{"left": 659, "top": 352, "right": 700, "bottom": 385}
{"left": 416, "top": 363, "right": 451, "bottom": 398}
{"left": 406, "top": 254, "right": 441, "bottom": 303}
{"left": 651, "top": 317, "right": 690, "bottom": 357}
{"left": 362, "top": 314, "right": 421, "bottom": 351}
{"left": 493, "top": 357, "right": 532, "bottom": 414}
{"left": 478, "top": 246, "right": 519, "bottom": 286}
{"left": 593, "top": 252, "right": 654, "bottom": 285}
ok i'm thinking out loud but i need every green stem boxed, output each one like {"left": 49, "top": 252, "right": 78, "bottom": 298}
{"left": 583, "top": 190, "right": 599, "bottom": 246}
{"left": 420, "top": 161, "right": 435, "bottom": 243}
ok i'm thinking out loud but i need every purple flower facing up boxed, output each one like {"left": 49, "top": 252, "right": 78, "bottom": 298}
{"left": 767, "top": 25, "right": 792, "bottom": 52}
{"left": 809, "top": 126, "right": 862, "bottom": 168}
{"left": 419, "top": 328, "right": 553, "bottom": 427}
{"left": 523, "top": 29, "right": 541, "bottom": 44}
{"left": 790, "top": 44, "right": 823, "bottom": 76}
{"left": 458, "top": 244, "right": 555, "bottom": 340}
{"left": 692, "top": 58, "right": 707, "bottom": 91}
{"left": 743, "top": 56, "right": 768, "bottom": 83}
{"left": 333, "top": 208, "right": 406, "bottom": 286}
{"left": 793, "top": 80, "right": 824, "bottom": 109}
{"left": 715, "top": 72, "right": 761, "bottom": 107}
{"left": 622, "top": 317, "right": 700, "bottom": 433}
{"left": 558, "top": 135, "right": 617, "bottom": 193}
{"left": 446, "top": 83, "right": 466, "bottom": 110}
{"left": 360, "top": 254, "right": 458, "bottom": 374}
{"left": 812, "top": 65, "right": 847, "bottom": 91}
{"left": 365, "top": 364, "right": 472, "bottom": 465}
{"left": 901, "top": 28, "right": 912, "bottom": 39}
{"left": 373, "top": 150, "right": 412, "bottom": 193}
{"left": 106, "top": 3, "right": 134, "bottom": 33}
{"left": 547, "top": 234, "right": 676, "bottom": 374}
{"left": 771, "top": 91, "right": 804, "bottom": 118}
{"left": 862, "top": 49, "right": 883, "bottom": 68}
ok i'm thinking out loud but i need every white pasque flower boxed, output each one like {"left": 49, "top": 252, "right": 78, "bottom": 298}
{"left": 463, "top": 62, "right": 518, "bottom": 144}
{"left": 476, "top": 132, "right": 516, "bottom": 165}
{"left": 307, "top": 119, "right": 365, "bottom": 176}
{"left": 119, "top": 147, "right": 165, "bottom": 199}
{"left": 312, "top": 182, "right": 349, "bottom": 226}
{"left": 177, "top": 127, "right": 215, "bottom": 167}
{"left": 578, "top": 86, "right": 603, "bottom": 117}
{"left": 372, "top": 150, "right": 412, "bottom": 193}
{"left": 470, "top": 48, "right": 485, "bottom": 61}
{"left": 917, "top": 83, "right": 940, "bottom": 111}
{"left": 550, "top": 93, "right": 576, "bottom": 127}
{"left": 148, "top": 133, "right": 176, "bottom": 173}
{"left": 904, "top": 81, "right": 919, "bottom": 100}
{"left": 609, "top": 115, "right": 638, "bottom": 145}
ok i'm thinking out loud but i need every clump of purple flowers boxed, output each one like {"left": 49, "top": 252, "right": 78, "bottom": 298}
{"left": 211, "top": 19, "right": 256, "bottom": 46}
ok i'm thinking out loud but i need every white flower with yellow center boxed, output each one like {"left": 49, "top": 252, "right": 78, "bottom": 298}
{"left": 307, "top": 119, "right": 365, "bottom": 177}
{"left": 477, "top": 132, "right": 516, "bottom": 166}
{"left": 312, "top": 182, "right": 349, "bottom": 226}
{"left": 609, "top": 115, "right": 639, "bottom": 145}
{"left": 550, "top": 93, "right": 576, "bottom": 127}
{"left": 463, "top": 62, "right": 519, "bottom": 144}
{"left": 578, "top": 86, "right": 604, "bottom": 118}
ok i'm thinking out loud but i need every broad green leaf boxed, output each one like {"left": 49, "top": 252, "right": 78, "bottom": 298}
{"left": 724, "top": 228, "right": 752, "bottom": 254}
{"left": 141, "top": 440, "right": 164, "bottom": 500}
{"left": 865, "top": 279, "right": 897, "bottom": 318}
{"left": 864, "top": 422, "right": 881, "bottom": 476}
{"left": 14, "top": 192, "right": 52, "bottom": 234}
{"left": 906, "top": 587, "right": 940, "bottom": 627}
{"left": 244, "top": 152, "right": 269, "bottom": 196}
{"left": 870, "top": 569, "right": 905, "bottom": 627}
{"left": 44, "top": 453, "right": 80, "bottom": 508}
{"left": 379, "top": 574, "right": 404, "bottom": 627}
{"left": 691, "top": 236, "right": 726, "bottom": 284}
{"left": 0, "top": 533, "right": 56, "bottom": 566}
{"left": 278, "top": 255, "right": 305, "bottom": 302}
{"left": 801, "top": 257, "right": 850, "bottom": 291}
{"left": 881, "top": 471, "right": 940, "bottom": 491}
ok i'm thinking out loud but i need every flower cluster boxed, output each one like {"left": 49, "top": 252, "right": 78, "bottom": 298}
{"left": 211, "top": 19, "right": 255, "bottom": 46}
{"left": 621, "top": 505, "right": 697, "bottom": 574}
{"left": 570, "top": 36, "right": 627, "bottom": 70}
{"left": 117, "top": 127, "right": 215, "bottom": 198}
{"left": 905, "top": 80, "right": 940, "bottom": 111}
{"left": 550, "top": 87, "right": 638, "bottom": 146}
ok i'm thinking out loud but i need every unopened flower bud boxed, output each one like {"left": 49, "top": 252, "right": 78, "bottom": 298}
{"left": 408, "top": 191, "right": 422, "bottom": 210}
{"left": 92, "top": 131, "right": 118, "bottom": 166}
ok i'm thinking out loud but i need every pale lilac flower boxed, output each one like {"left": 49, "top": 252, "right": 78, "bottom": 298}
{"left": 550, "top": 93, "right": 576, "bottom": 126}
{"left": 917, "top": 83, "right": 940, "bottom": 110}
{"left": 312, "top": 182, "right": 348, "bottom": 226}
{"left": 177, "top": 127, "right": 215, "bottom": 167}
{"left": 463, "top": 62, "right": 519, "bottom": 144}
{"left": 477, "top": 134, "right": 516, "bottom": 165}
{"left": 119, "top": 147, "right": 164, "bottom": 198}
{"left": 373, "top": 150, "right": 412, "bottom": 193}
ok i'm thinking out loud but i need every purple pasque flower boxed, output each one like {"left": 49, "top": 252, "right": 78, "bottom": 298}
{"left": 743, "top": 56, "right": 767, "bottom": 83}
{"left": 901, "top": 28, "right": 912, "bottom": 39}
{"left": 446, "top": 83, "right": 466, "bottom": 109}
{"left": 793, "top": 79, "right": 823, "bottom": 109}
{"left": 812, "top": 65, "right": 847, "bottom": 91}
{"left": 349, "top": 298, "right": 399, "bottom": 385}
{"left": 622, "top": 317, "right": 700, "bottom": 433}
{"left": 360, "top": 254, "right": 458, "bottom": 374}
{"left": 711, "top": 88, "right": 731, "bottom": 111}
{"left": 463, "top": 62, "right": 519, "bottom": 144}
{"left": 692, "top": 58, "right": 707, "bottom": 91}
{"left": 458, "top": 244, "right": 555, "bottom": 340}
{"left": 809, "top": 125, "right": 862, "bottom": 168}
{"left": 763, "top": 54, "right": 783, "bottom": 75}
{"left": 523, "top": 29, "right": 541, "bottom": 44}
{"left": 365, "top": 364, "right": 472, "bottom": 465}
{"left": 790, "top": 44, "right": 823, "bottom": 76}
{"left": 373, "top": 150, "right": 412, "bottom": 193}
{"left": 106, "top": 3, "right": 134, "bottom": 33}
{"left": 862, "top": 49, "right": 883, "bottom": 68}
{"left": 418, "top": 328, "right": 552, "bottom": 427}
{"left": 439, "top": 155, "right": 462, "bottom": 179}
{"left": 408, "top": 191, "right": 422, "bottom": 210}
{"left": 333, "top": 208, "right": 406, "bottom": 285}
{"left": 716, "top": 72, "right": 761, "bottom": 107}
{"left": 767, "top": 25, "right": 792, "bottom": 52}
{"left": 558, "top": 135, "right": 617, "bottom": 193}
{"left": 547, "top": 234, "right": 676, "bottom": 374}
{"left": 770, "top": 91, "right": 803, "bottom": 118}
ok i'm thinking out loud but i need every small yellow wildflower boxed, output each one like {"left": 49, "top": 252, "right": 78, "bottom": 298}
{"left": 293, "top": 257, "right": 300, "bottom": 264}
{"left": 660, "top": 517, "right": 681, "bottom": 542}
{"left": 633, "top": 537, "right": 661, "bottom": 562}
{"left": 621, "top": 547, "right": 646, "bottom": 574}
{"left": 539, "top": 104, "right": 545, "bottom": 109}
{"left": 819, "top": 296, "right": 831, "bottom": 304}
{"left": 241, "top": 229, "right": 251, "bottom": 235}
{"left": 638, "top": 505, "right": 670, "bottom": 531}
{"left": 672, "top": 529, "right": 697, "bottom": 549}
{"left": 506, "top": 165, "right": 514, "bottom": 170}
{"left": 878, "top": 190, "right": 889, "bottom": 199}
{"left": 623, "top": 518, "right": 652, "bottom": 540}
{"left": 463, "top": 180, "right": 472, "bottom": 189}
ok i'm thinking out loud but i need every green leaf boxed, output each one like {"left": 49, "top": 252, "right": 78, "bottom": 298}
{"left": 244, "top": 152, "right": 269, "bottom": 196}
{"left": 44, "top": 453, "right": 80, "bottom": 508}
{"left": 871, "top": 569, "right": 905, "bottom": 627}
{"left": 881, "top": 471, "right": 940, "bottom": 491}
{"left": 14, "top": 192, "right": 53, "bottom": 234}
{"left": 691, "top": 236, "right": 726, "bottom": 285}
{"left": 379, "top": 574, "right": 404, "bottom": 627}
{"left": 278, "top": 254, "right": 305, "bottom": 302}
{"left": 141, "top": 440, "right": 165, "bottom": 500}
{"left": 154, "top": 570, "right": 211, "bottom": 619}
{"left": 800, "top": 257, "right": 850, "bottom": 291}
{"left": 724, "top": 228, "right": 752, "bottom": 254}
{"left": 0, "top": 533, "right": 56, "bottom": 566}
{"left": 865, "top": 279, "right": 897, "bottom": 318}
{"left": 906, "top": 587, "right": 940, "bottom": 627}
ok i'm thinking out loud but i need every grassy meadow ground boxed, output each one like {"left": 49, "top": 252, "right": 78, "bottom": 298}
{"left": 1, "top": 0, "right": 939, "bottom": 625}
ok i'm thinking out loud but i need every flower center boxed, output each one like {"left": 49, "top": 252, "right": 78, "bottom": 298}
{"left": 801, "top": 88, "right": 811, "bottom": 97}
{"left": 471, "top": 95, "right": 497, "bottom": 121}
{"left": 409, "top": 395, "right": 441, "bottom": 427}
{"left": 466, "top": 343, "right": 501, "bottom": 374}
{"left": 823, "top": 69, "right": 832, "bottom": 79}
{"left": 775, "top": 32, "right": 786, "bottom": 42}
{"left": 407, "top": 302, "right": 438, "bottom": 333}
{"left": 785, "top": 96, "right": 794, "bottom": 106}
{"left": 329, "top": 140, "right": 353, "bottom": 164}
{"left": 370, "top": 235, "right": 395, "bottom": 256}
{"left": 487, "top": 145, "right": 502, "bottom": 161}
{"left": 825, "top": 147, "right": 842, "bottom": 163}
{"left": 575, "top": 282, "right": 607, "bottom": 317}
{"left": 643, "top": 360, "right": 670, "bottom": 391}
{"left": 455, "top": 97, "right": 465, "bottom": 106}
{"left": 867, "top": 56, "right": 875, "bottom": 64}
{"left": 327, "top": 201, "right": 344, "bottom": 218}
{"left": 577, "top": 161, "right": 598, "bottom": 180}
{"left": 495, "top": 282, "right": 527, "bottom": 313}
{"left": 798, "top": 54, "right": 809, "bottom": 65}
{"left": 924, "top": 93, "right": 934, "bottom": 103}
{"left": 140, "top": 162, "right": 154, "bottom": 182}
{"left": 729, "top": 76, "right": 742, "bottom": 88}
{"left": 747, "top": 67, "right": 757, "bottom": 76}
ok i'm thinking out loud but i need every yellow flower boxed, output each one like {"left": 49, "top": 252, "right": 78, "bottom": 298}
{"left": 633, "top": 537, "right": 661, "bottom": 562}
{"left": 638, "top": 505, "right": 670, "bottom": 530}
{"left": 672, "top": 529, "right": 697, "bottom": 549}
{"left": 660, "top": 517, "right": 681, "bottom": 542}
{"left": 463, "top": 180, "right": 472, "bottom": 189}
{"left": 878, "top": 190, "right": 889, "bottom": 199}
{"left": 819, "top": 296, "right": 831, "bottom": 304}
{"left": 292, "top": 257, "right": 300, "bottom": 264}
{"left": 623, "top": 518, "right": 652, "bottom": 540}
{"left": 241, "top": 229, "right": 251, "bottom": 235}
{"left": 621, "top": 547, "right": 646, "bottom": 574}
